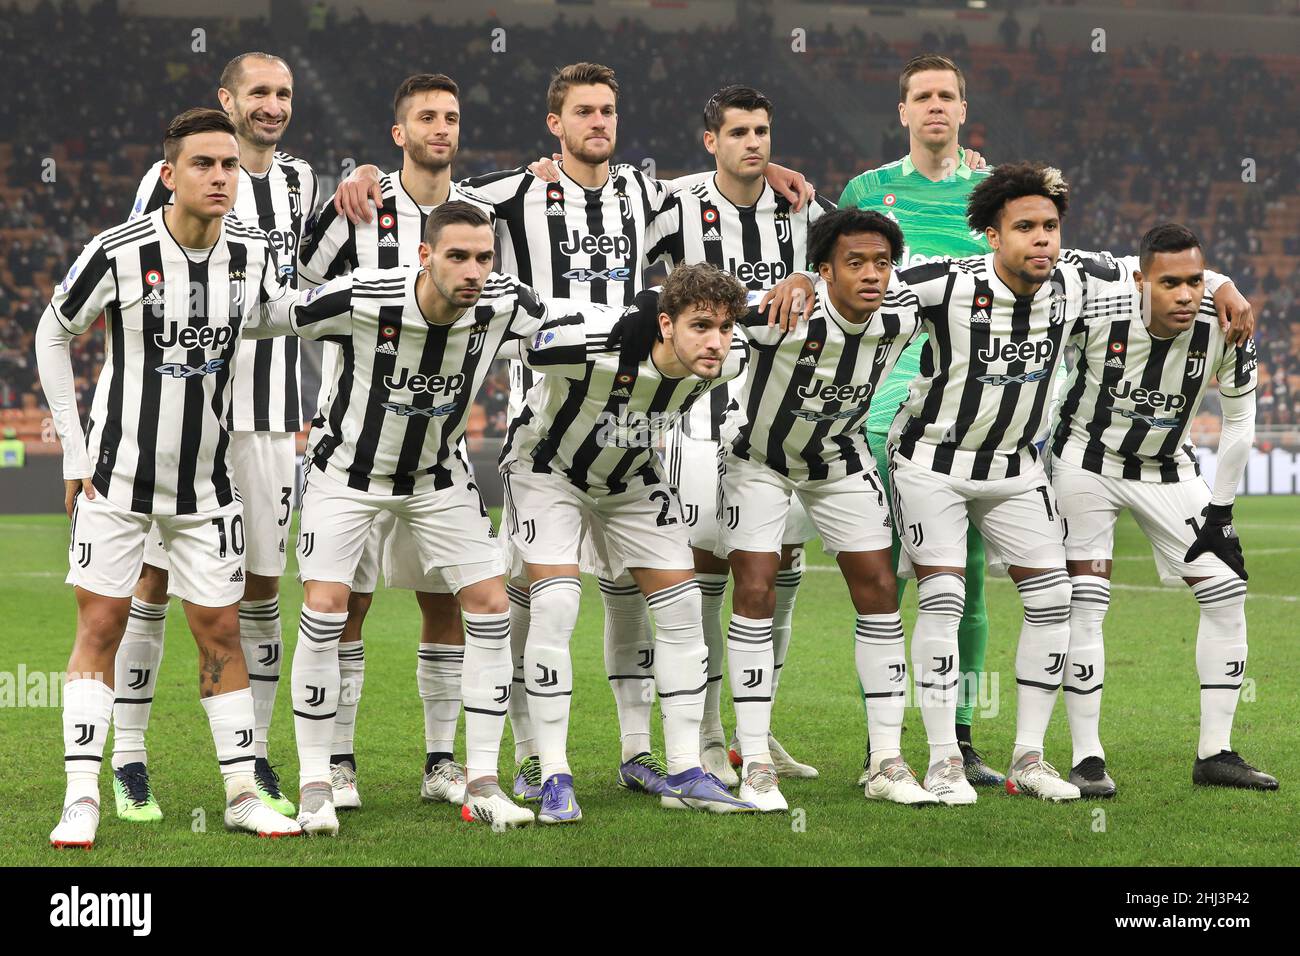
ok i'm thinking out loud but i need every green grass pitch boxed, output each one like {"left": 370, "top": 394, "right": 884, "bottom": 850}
{"left": 2, "top": 499, "right": 1296, "bottom": 866}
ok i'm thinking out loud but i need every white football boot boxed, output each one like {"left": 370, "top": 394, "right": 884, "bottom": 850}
{"left": 461, "top": 779, "right": 535, "bottom": 828}
{"left": 924, "top": 756, "right": 979, "bottom": 805}
{"left": 701, "top": 736, "right": 739, "bottom": 788}
{"left": 865, "top": 757, "right": 941, "bottom": 806}
{"left": 50, "top": 797, "right": 100, "bottom": 849}
{"left": 1006, "top": 752, "right": 1081, "bottom": 802}
{"left": 296, "top": 782, "right": 340, "bottom": 836}
{"left": 421, "top": 758, "right": 468, "bottom": 805}
{"left": 768, "top": 733, "right": 818, "bottom": 779}
{"left": 738, "top": 763, "right": 789, "bottom": 813}
{"left": 225, "top": 791, "right": 302, "bottom": 837}
{"left": 331, "top": 761, "right": 361, "bottom": 810}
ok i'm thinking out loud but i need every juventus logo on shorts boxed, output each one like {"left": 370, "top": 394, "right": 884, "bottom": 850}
{"left": 493, "top": 684, "right": 510, "bottom": 704}
{"left": 306, "top": 685, "right": 326, "bottom": 707}
{"left": 887, "top": 663, "right": 906, "bottom": 683}
{"left": 909, "top": 523, "right": 924, "bottom": 548}
{"left": 932, "top": 655, "right": 954, "bottom": 676}
{"left": 236, "top": 729, "right": 254, "bottom": 748}
{"left": 126, "top": 668, "right": 150, "bottom": 690}
{"left": 73, "top": 724, "right": 95, "bottom": 746}
{"left": 725, "top": 506, "right": 740, "bottom": 530}
{"left": 534, "top": 663, "right": 558, "bottom": 688}
{"left": 741, "top": 668, "right": 764, "bottom": 689}
{"left": 299, "top": 533, "right": 315, "bottom": 557}
{"left": 637, "top": 648, "right": 654, "bottom": 669}
{"left": 683, "top": 504, "right": 698, "bottom": 527}
{"left": 1072, "top": 663, "right": 1095, "bottom": 682}
{"left": 1045, "top": 653, "right": 1066, "bottom": 675}
{"left": 1226, "top": 661, "right": 1246, "bottom": 678}
{"left": 522, "top": 519, "right": 537, "bottom": 544}
{"left": 257, "top": 643, "right": 280, "bottom": 667}
{"left": 76, "top": 542, "right": 93, "bottom": 568}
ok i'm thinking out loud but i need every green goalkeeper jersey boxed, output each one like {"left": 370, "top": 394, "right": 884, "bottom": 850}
{"left": 838, "top": 152, "right": 991, "bottom": 435}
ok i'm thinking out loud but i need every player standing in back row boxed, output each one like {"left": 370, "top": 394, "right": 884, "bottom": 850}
{"left": 111, "top": 52, "right": 317, "bottom": 822}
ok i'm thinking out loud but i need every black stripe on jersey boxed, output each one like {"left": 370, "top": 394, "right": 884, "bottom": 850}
{"left": 613, "top": 172, "right": 640, "bottom": 307}
{"left": 896, "top": 269, "right": 958, "bottom": 464}
{"left": 378, "top": 193, "right": 402, "bottom": 269}
{"left": 972, "top": 288, "right": 1034, "bottom": 481}
{"left": 543, "top": 181, "right": 572, "bottom": 299}
{"left": 208, "top": 244, "right": 246, "bottom": 508}
{"left": 312, "top": 335, "right": 354, "bottom": 471}
{"left": 738, "top": 202, "right": 765, "bottom": 289}
{"left": 280, "top": 162, "right": 304, "bottom": 283}
{"left": 1153, "top": 321, "right": 1212, "bottom": 481}
{"left": 302, "top": 203, "right": 359, "bottom": 279}
{"left": 731, "top": 324, "right": 782, "bottom": 463}
{"left": 800, "top": 324, "right": 861, "bottom": 480}
{"left": 173, "top": 254, "right": 214, "bottom": 513}
{"left": 93, "top": 302, "right": 127, "bottom": 499}
{"left": 427, "top": 308, "right": 497, "bottom": 488}
{"left": 607, "top": 377, "right": 701, "bottom": 494}
{"left": 1009, "top": 274, "right": 1070, "bottom": 467}
{"left": 389, "top": 313, "right": 450, "bottom": 496}
{"left": 1052, "top": 335, "right": 1094, "bottom": 462}
{"left": 1115, "top": 335, "right": 1176, "bottom": 479}
{"left": 583, "top": 186, "right": 608, "bottom": 304}
{"left": 101, "top": 220, "right": 156, "bottom": 256}
{"left": 347, "top": 305, "right": 404, "bottom": 490}
{"left": 765, "top": 317, "right": 827, "bottom": 475}
{"left": 830, "top": 311, "right": 904, "bottom": 471}
{"left": 562, "top": 341, "right": 642, "bottom": 491}
{"left": 55, "top": 245, "right": 114, "bottom": 331}
{"left": 1076, "top": 320, "right": 1131, "bottom": 473}
{"left": 129, "top": 242, "right": 167, "bottom": 512}
{"left": 248, "top": 174, "right": 279, "bottom": 431}
{"left": 773, "top": 194, "right": 796, "bottom": 278}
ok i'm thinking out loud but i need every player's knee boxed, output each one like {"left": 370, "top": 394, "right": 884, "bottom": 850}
{"left": 135, "top": 564, "right": 169, "bottom": 604}
{"left": 916, "top": 571, "right": 966, "bottom": 619}
{"left": 190, "top": 610, "right": 240, "bottom": 652}
{"left": 646, "top": 580, "right": 702, "bottom": 644}
{"left": 731, "top": 576, "right": 775, "bottom": 618}
{"left": 347, "top": 590, "right": 374, "bottom": 620}
{"left": 1015, "top": 569, "right": 1072, "bottom": 624}
{"left": 528, "top": 576, "right": 583, "bottom": 638}
{"left": 1193, "top": 577, "right": 1247, "bottom": 635}
{"left": 1069, "top": 576, "right": 1111, "bottom": 633}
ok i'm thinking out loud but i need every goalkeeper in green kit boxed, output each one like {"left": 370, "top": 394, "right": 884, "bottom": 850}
{"left": 838, "top": 54, "right": 1003, "bottom": 787}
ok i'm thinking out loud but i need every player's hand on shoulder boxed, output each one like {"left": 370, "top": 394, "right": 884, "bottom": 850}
{"left": 759, "top": 272, "right": 816, "bottom": 332}
{"left": 334, "top": 164, "right": 383, "bottom": 225}
{"left": 962, "top": 147, "right": 989, "bottom": 170}
{"left": 1184, "top": 503, "right": 1248, "bottom": 581}
{"left": 1213, "top": 283, "right": 1255, "bottom": 346}
{"left": 528, "top": 154, "right": 563, "bottom": 182}
{"left": 64, "top": 477, "right": 94, "bottom": 519}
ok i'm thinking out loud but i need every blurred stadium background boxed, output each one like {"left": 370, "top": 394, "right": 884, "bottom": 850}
{"left": 2, "top": 0, "right": 1298, "bottom": 505}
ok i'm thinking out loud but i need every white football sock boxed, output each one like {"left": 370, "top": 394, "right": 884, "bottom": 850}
{"left": 63, "top": 678, "right": 114, "bottom": 805}
{"left": 238, "top": 597, "right": 282, "bottom": 760}
{"left": 417, "top": 643, "right": 463, "bottom": 755}
{"left": 1065, "top": 576, "right": 1110, "bottom": 765}
{"left": 772, "top": 567, "right": 802, "bottom": 701}
{"left": 1192, "top": 577, "right": 1249, "bottom": 760}
{"left": 856, "top": 612, "right": 906, "bottom": 765}
{"left": 462, "top": 611, "right": 512, "bottom": 781}
{"left": 201, "top": 686, "right": 257, "bottom": 790}
{"left": 913, "top": 572, "right": 964, "bottom": 765}
{"left": 291, "top": 607, "right": 346, "bottom": 788}
{"left": 647, "top": 580, "right": 708, "bottom": 775}
{"left": 112, "top": 598, "right": 166, "bottom": 769}
{"left": 332, "top": 639, "right": 365, "bottom": 760}
{"left": 727, "top": 613, "right": 774, "bottom": 767}
{"left": 696, "top": 573, "right": 729, "bottom": 742}
{"left": 525, "top": 576, "right": 582, "bottom": 781}
{"left": 505, "top": 580, "right": 536, "bottom": 763}
{"left": 1012, "top": 569, "right": 1072, "bottom": 763}
{"left": 601, "top": 576, "right": 655, "bottom": 761}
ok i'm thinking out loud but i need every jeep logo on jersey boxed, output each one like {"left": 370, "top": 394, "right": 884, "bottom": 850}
{"left": 155, "top": 323, "right": 236, "bottom": 350}
{"left": 561, "top": 267, "right": 632, "bottom": 282}
{"left": 976, "top": 337, "right": 1055, "bottom": 365}
{"left": 381, "top": 400, "right": 459, "bottom": 418}
{"left": 382, "top": 368, "right": 465, "bottom": 394}
{"left": 976, "top": 368, "right": 1051, "bottom": 387}
{"left": 796, "top": 379, "right": 874, "bottom": 405}
{"left": 558, "top": 230, "right": 632, "bottom": 259}
{"left": 594, "top": 410, "right": 680, "bottom": 448}
{"left": 267, "top": 228, "right": 299, "bottom": 262}
{"left": 1110, "top": 379, "right": 1186, "bottom": 413}
{"left": 727, "top": 258, "right": 788, "bottom": 285}
{"left": 155, "top": 358, "right": 226, "bottom": 378}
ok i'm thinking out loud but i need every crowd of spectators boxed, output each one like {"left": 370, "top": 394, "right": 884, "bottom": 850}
{"left": 1, "top": 5, "right": 1296, "bottom": 442}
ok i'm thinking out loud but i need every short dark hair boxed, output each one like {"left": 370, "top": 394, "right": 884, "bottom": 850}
{"left": 1139, "top": 222, "right": 1202, "bottom": 272}
{"left": 659, "top": 263, "right": 750, "bottom": 324}
{"left": 966, "top": 161, "right": 1070, "bottom": 234}
{"left": 899, "top": 54, "right": 966, "bottom": 103}
{"left": 163, "top": 108, "right": 237, "bottom": 165}
{"left": 422, "top": 201, "right": 492, "bottom": 248}
{"left": 219, "top": 52, "right": 292, "bottom": 96}
{"left": 704, "top": 85, "right": 774, "bottom": 134}
{"left": 806, "top": 208, "right": 905, "bottom": 270}
{"left": 393, "top": 73, "right": 460, "bottom": 123}
{"left": 547, "top": 62, "right": 618, "bottom": 116}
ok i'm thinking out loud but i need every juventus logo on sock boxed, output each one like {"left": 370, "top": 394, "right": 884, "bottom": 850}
{"left": 741, "top": 668, "right": 764, "bottom": 689}
{"left": 493, "top": 684, "right": 510, "bottom": 704}
{"left": 126, "top": 668, "right": 150, "bottom": 690}
{"left": 535, "top": 664, "right": 558, "bottom": 688}
{"left": 932, "top": 655, "right": 954, "bottom": 676}
{"left": 257, "top": 643, "right": 280, "bottom": 667}
{"left": 236, "top": 729, "right": 253, "bottom": 748}
{"left": 306, "top": 685, "right": 326, "bottom": 707}
{"left": 73, "top": 724, "right": 95, "bottom": 746}
{"left": 1045, "top": 653, "right": 1066, "bottom": 675}
{"left": 637, "top": 648, "right": 654, "bottom": 669}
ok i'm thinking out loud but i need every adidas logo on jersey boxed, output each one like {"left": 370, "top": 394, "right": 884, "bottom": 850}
{"left": 610, "top": 387, "right": 631, "bottom": 399}
{"left": 375, "top": 340, "right": 398, "bottom": 356}
{"left": 229, "top": 568, "right": 244, "bottom": 583}
{"left": 141, "top": 288, "right": 165, "bottom": 307}
{"left": 546, "top": 205, "right": 566, "bottom": 217}
{"left": 797, "top": 354, "right": 818, "bottom": 367}
{"left": 970, "top": 309, "right": 991, "bottom": 324}
{"left": 1105, "top": 356, "right": 1124, "bottom": 369}
{"left": 378, "top": 234, "right": 399, "bottom": 247}
{"left": 703, "top": 227, "right": 722, "bottom": 242}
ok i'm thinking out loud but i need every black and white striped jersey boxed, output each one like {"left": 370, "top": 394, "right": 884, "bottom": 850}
{"left": 888, "top": 250, "right": 1136, "bottom": 481}
{"left": 131, "top": 150, "right": 318, "bottom": 433}
{"left": 647, "top": 175, "right": 835, "bottom": 443}
{"left": 730, "top": 279, "right": 921, "bottom": 481}
{"left": 43, "top": 208, "right": 285, "bottom": 515}
{"left": 264, "top": 266, "right": 546, "bottom": 494}
{"left": 297, "top": 171, "right": 495, "bottom": 285}
{"left": 501, "top": 292, "right": 748, "bottom": 495}
{"left": 1051, "top": 285, "right": 1255, "bottom": 482}
{"left": 461, "top": 163, "right": 675, "bottom": 425}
